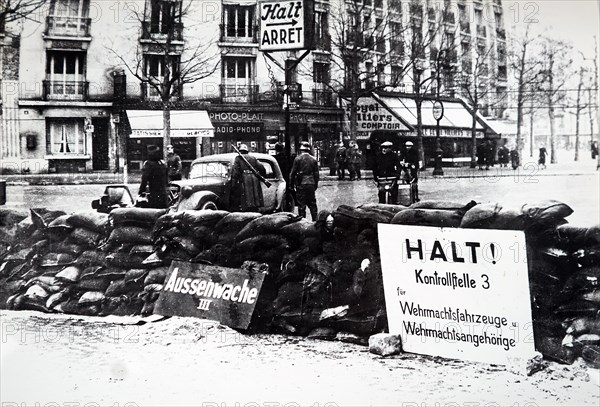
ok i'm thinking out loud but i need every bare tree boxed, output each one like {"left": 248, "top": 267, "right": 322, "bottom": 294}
{"left": 403, "top": 1, "right": 455, "bottom": 169}
{"left": 108, "top": 0, "right": 219, "bottom": 153}
{"left": 537, "top": 37, "right": 573, "bottom": 164}
{"left": 510, "top": 23, "right": 543, "bottom": 158}
{"left": 327, "top": 0, "right": 410, "bottom": 142}
{"left": 568, "top": 59, "right": 591, "bottom": 162}
{"left": 457, "top": 43, "right": 496, "bottom": 168}
{"left": 0, "top": 0, "right": 48, "bottom": 32}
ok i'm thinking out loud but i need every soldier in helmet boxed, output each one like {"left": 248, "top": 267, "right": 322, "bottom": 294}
{"left": 231, "top": 143, "right": 266, "bottom": 211}
{"left": 290, "top": 142, "right": 319, "bottom": 220}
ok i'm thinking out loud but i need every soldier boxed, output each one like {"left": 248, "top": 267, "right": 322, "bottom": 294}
{"left": 231, "top": 144, "right": 266, "bottom": 212}
{"left": 139, "top": 145, "right": 169, "bottom": 209}
{"left": 347, "top": 142, "right": 363, "bottom": 181}
{"left": 373, "top": 141, "right": 401, "bottom": 204}
{"left": 290, "top": 142, "right": 319, "bottom": 220}
{"left": 166, "top": 144, "right": 182, "bottom": 181}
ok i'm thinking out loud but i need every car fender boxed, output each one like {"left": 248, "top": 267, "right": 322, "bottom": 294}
{"left": 177, "top": 191, "right": 220, "bottom": 211}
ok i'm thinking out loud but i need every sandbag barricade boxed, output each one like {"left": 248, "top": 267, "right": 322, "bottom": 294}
{"left": 0, "top": 200, "right": 599, "bottom": 368}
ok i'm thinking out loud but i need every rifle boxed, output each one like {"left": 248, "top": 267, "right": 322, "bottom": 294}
{"left": 232, "top": 145, "right": 272, "bottom": 188}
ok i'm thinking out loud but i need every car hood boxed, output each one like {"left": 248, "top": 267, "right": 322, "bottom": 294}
{"left": 171, "top": 177, "right": 227, "bottom": 196}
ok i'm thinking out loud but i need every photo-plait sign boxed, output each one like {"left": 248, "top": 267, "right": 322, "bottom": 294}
{"left": 378, "top": 224, "right": 535, "bottom": 365}
{"left": 259, "top": 0, "right": 314, "bottom": 51}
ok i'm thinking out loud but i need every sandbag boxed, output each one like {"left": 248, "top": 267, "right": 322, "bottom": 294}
{"left": 521, "top": 200, "right": 574, "bottom": 226}
{"left": 0, "top": 208, "right": 29, "bottom": 227}
{"left": 108, "top": 226, "right": 153, "bottom": 245}
{"left": 179, "top": 210, "right": 229, "bottom": 229}
{"left": 235, "top": 234, "right": 292, "bottom": 253}
{"left": 66, "top": 211, "right": 110, "bottom": 233}
{"left": 573, "top": 246, "right": 600, "bottom": 267}
{"left": 76, "top": 276, "right": 113, "bottom": 292}
{"left": 152, "top": 212, "right": 183, "bottom": 238}
{"left": 536, "top": 336, "right": 578, "bottom": 364}
{"left": 48, "top": 242, "right": 86, "bottom": 257}
{"left": 105, "top": 280, "right": 137, "bottom": 297}
{"left": 54, "top": 266, "right": 82, "bottom": 283}
{"left": 358, "top": 203, "right": 408, "bottom": 214}
{"left": 235, "top": 213, "right": 301, "bottom": 243}
{"left": 110, "top": 208, "right": 169, "bottom": 227}
{"left": 46, "top": 215, "right": 75, "bottom": 241}
{"left": 124, "top": 268, "right": 148, "bottom": 284}
{"left": 75, "top": 250, "right": 107, "bottom": 267}
{"left": 144, "top": 267, "right": 169, "bottom": 286}
{"left": 280, "top": 220, "right": 321, "bottom": 243}
{"left": 78, "top": 291, "right": 105, "bottom": 305}
{"left": 106, "top": 252, "right": 148, "bottom": 269}
{"left": 213, "top": 212, "right": 262, "bottom": 235}
{"left": 129, "top": 245, "right": 155, "bottom": 256}
{"left": 67, "top": 227, "right": 103, "bottom": 247}
{"left": 333, "top": 205, "right": 392, "bottom": 228}
{"left": 392, "top": 208, "right": 463, "bottom": 228}
{"left": 170, "top": 236, "right": 202, "bottom": 256}
{"left": 561, "top": 266, "right": 600, "bottom": 296}
{"left": 410, "top": 200, "right": 477, "bottom": 212}
{"left": 582, "top": 344, "right": 600, "bottom": 368}
{"left": 40, "top": 253, "right": 76, "bottom": 267}
{"left": 459, "top": 203, "right": 503, "bottom": 229}
{"left": 554, "top": 225, "right": 600, "bottom": 250}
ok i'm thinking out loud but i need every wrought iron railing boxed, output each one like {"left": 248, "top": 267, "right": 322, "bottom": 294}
{"left": 45, "top": 16, "right": 91, "bottom": 37}
{"left": 312, "top": 89, "right": 334, "bottom": 106}
{"left": 220, "top": 84, "right": 259, "bottom": 103}
{"left": 219, "top": 24, "right": 258, "bottom": 42}
{"left": 43, "top": 80, "right": 88, "bottom": 100}
{"left": 141, "top": 21, "right": 184, "bottom": 41}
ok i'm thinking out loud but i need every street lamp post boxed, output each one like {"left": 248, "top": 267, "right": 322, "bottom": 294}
{"left": 432, "top": 100, "right": 444, "bottom": 176}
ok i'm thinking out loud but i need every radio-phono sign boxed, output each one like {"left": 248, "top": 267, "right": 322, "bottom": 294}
{"left": 259, "top": 0, "right": 314, "bottom": 51}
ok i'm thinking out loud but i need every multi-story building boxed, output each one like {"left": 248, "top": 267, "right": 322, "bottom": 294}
{"left": 1, "top": 0, "right": 507, "bottom": 173}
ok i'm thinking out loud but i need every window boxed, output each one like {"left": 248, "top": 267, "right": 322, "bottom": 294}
{"left": 45, "top": 51, "right": 86, "bottom": 98}
{"left": 391, "top": 65, "right": 403, "bottom": 85}
{"left": 377, "top": 64, "right": 385, "bottom": 85}
{"left": 315, "top": 10, "right": 330, "bottom": 49}
{"left": 258, "top": 160, "right": 275, "bottom": 178}
{"left": 143, "top": 54, "right": 181, "bottom": 98}
{"left": 224, "top": 5, "right": 254, "bottom": 38}
{"left": 47, "top": 119, "right": 85, "bottom": 155}
{"left": 222, "top": 57, "right": 253, "bottom": 80}
{"left": 313, "top": 62, "right": 330, "bottom": 84}
{"left": 150, "top": 0, "right": 181, "bottom": 34}
{"left": 51, "top": 0, "right": 87, "bottom": 18}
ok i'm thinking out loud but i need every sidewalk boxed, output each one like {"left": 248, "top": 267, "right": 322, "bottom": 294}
{"left": 1, "top": 157, "right": 598, "bottom": 186}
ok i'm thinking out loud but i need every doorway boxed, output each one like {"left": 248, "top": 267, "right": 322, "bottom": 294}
{"left": 92, "top": 118, "right": 109, "bottom": 170}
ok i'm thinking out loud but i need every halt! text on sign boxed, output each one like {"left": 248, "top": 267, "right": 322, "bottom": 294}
{"left": 259, "top": 0, "right": 305, "bottom": 51}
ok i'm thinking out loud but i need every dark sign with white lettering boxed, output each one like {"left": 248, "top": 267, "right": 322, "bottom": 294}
{"left": 154, "top": 261, "right": 267, "bottom": 330}
{"left": 213, "top": 122, "right": 265, "bottom": 141}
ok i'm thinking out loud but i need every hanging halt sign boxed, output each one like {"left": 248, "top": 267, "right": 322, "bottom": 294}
{"left": 259, "top": 0, "right": 314, "bottom": 51}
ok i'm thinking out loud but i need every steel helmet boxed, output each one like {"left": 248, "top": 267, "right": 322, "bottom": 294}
{"left": 238, "top": 144, "right": 249, "bottom": 152}
{"left": 405, "top": 141, "right": 414, "bottom": 146}
{"left": 381, "top": 141, "right": 393, "bottom": 148}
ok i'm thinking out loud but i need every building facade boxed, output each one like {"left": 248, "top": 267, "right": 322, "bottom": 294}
{"left": 1, "top": 0, "right": 507, "bottom": 173}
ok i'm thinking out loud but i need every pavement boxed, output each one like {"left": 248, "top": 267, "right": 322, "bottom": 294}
{"left": 1, "top": 155, "right": 598, "bottom": 186}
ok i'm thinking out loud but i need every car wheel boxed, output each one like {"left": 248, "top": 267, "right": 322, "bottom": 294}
{"left": 196, "top": 196, "right": 218, "bottom": 210}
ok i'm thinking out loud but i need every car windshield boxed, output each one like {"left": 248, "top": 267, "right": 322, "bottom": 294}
{"left": 189, "top": 162, "right": 230, "bottom": 179}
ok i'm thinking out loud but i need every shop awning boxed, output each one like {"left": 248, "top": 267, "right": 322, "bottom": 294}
{"left": 126, "top": 110, "right": 214, "bottom": 138}
{"left": 480, "top": 118, "right": 517, "bottom": 136}
{"left": 374, "top": 95, "right": 487, "bottom": 132}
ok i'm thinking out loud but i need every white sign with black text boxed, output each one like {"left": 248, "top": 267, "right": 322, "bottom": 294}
{"left": 378, "top": 224, "right": 535, "bottom": 365}
{"left": 259, "top": 0, "right": 305, "bottom": 51}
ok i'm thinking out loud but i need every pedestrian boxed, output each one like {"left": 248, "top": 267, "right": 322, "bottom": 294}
{"left": 231, "top": 143, "right": 266, "bottom": 212}
{"left": 591, "top": 141, "right": 598, "bottom": 160}
{"left": 373, "top": 141, "right": 401, "bottom": 204}
{"left": 347, "top": 142, "right": 363, "bottom": 180}
{"left": 328, "top": 143, "right": 338, "bottom": 176}
{"left": 165, "top": 144, "right": 182, "bottom": 181}
{"left": 335, "top": 142, "right": 347, "bottom": 180}
{"left": 538, "top": 145, "right": 548, "bottom": 169}
{"left": 497, "top": 144, "right": 508, "bottom": 167}
{"left": 477, "top": 142, "right": 486, "bottom": 170}
{"left": 485, "top": 141, "right": 495, "bottom": 169}
{"left": 510, "top": 146, "right": 520, "bottom": 170}
{"left": 139, "top": 145, "right": 169, "bottom": 209}
{"left": 290, "top": 142, "right": 319, "bottom": 220}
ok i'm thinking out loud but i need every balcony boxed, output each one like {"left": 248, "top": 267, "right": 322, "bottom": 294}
{"left": 443, "top": 12, "right": 455, "bottom": 25}
{"left": 45, "top": 16, "right": 91, "bottom": 38}
{"left": 141, "top": 21, "right": 183, "bottom": 42}
{"left": 390, "top": 39, "right": 404, "bottom": 56}
{"left": 43, "top": 80, "right": 88, "bottom": 101}
{"left": 312, "top": 89, "right": 334, "bottom": 106}
{"left": 220, "top": 84, "right": 259, "bottom": 104}
{"left": 219, "top": 24, "right": 259, "bottom": 43}
{"left": 476, "top": 25, "right": 487, "bottom": 38}
{"left": 473, "top": 0, "right": 484, "bottom": 10}
{"left": 140, "top": 81, "right": 181, "bottom": 101}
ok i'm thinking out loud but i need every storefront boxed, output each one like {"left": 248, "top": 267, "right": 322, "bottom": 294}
{"left": 206, "top": 106, "right": 342, "bottom": 164}
{"left": 125, "top": 110, "right": 214, "bottom": 171}
{"left": 373, "top": 93, "right": 497, "bottom": 167}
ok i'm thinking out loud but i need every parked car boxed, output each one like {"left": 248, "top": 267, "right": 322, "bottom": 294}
{"left": 170, "top": 153, "right": 292, "bottom": 212}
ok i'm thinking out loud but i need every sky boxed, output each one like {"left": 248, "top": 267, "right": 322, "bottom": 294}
{"left": 506, "top": 0, "right": 600, "bottom": 58}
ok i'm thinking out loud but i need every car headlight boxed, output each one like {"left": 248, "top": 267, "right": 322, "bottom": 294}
{"left": 181, "top": 186, "right": 193, "bottom": 199}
